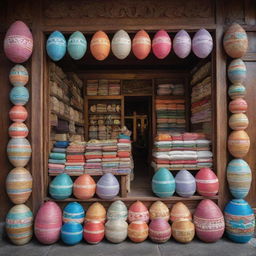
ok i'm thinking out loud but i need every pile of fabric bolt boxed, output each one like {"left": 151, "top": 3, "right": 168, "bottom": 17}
{"left": 98, "top": 79, "right": 108, "bottom": 96}
{"left": 172, "top": 84, "right": 184, "bottom": 96}
{"left": 118, "top": 134, "right": 133, "bottom": 174}
{"left": 108, "top": 80, "right": 121, "bottom": 95}
{"left": 101, "top": 140, "right": 119, "bottom": 173}
{"left": 86, "top": 80, "right": 98, "bottom": 96}
{"left": 157, "top": 83, "right": 173, "bottom": 95}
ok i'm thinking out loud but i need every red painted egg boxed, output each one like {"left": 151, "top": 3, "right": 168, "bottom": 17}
{"left": 9, "top": 105, "right": 28, "bottom": 122}
{"left": 128, "top": 221, "right": 148, "bottom": 243}
{"left": 149, "top": 201, "right": 169, "bottom": 221}
{"left": 73, "top": 174, "right": 96, "bottom": 199}
{"left": 132, "top": 30, "right": 151, "bottom": 60}
{"left": 149, "top": 219, "right": 171, "bottom": 243}
{"left": 83, "top": 221, "right": 105, "bottom": 244}
{"left": 90, "top": 31, "right": 110, "bottom": 61}
{"left": 229, "top": 98, "right": 248, "bottom": 114}
{"left": 152, "top": 30, "right": 171, "bottom": 59}
{"left": 85, "top": 202, "right": 106, "bottom": 223}
{"left": 8, "top": 122, "right": 29, "bottom": 138}
{"left": 170, "top": 202, "right": 192, "bottom": 223}
{"left": 128, "top": 201, "right": 149, "bottom": 223}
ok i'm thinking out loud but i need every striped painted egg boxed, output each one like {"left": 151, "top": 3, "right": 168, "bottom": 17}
{"left": 132, "top": 30, "right": 151, "bottom": 60}
{"left": 10, "top": 86, "right": 29, "bottom": 106}
{"left": 61, "top": 222, "right": 83, "bottom": 245}
{"left": 227, "top": 159, "right": 251, "bottom": 199}
{"left": 128, "top": 201, "right": 149, "bottom": 223}
{"left": 96, "top": 173, "right": 120, "bottom": 200}
{"left": 9, "top": 105, "right": 28, "bottom": 122}
{"left": 229, "top": 113, "right": 249, "bottom": 130}
{"left": 170, "top": 202, "right": 192, "bottom": 223}
{"left": 224, "top": 199, "right": 255, "bottom": 243}
{"left": 67, "top": 31, "right": 87, "bottom": 60}
{"left": 175, "top": 169, "right": 196, "bottom": 197}
{"left": 149, "top": 201, "right": 169, "bottom": 221}
{"left": 228, "top": 130, "right": 250, "bottom": 158}
{"left": 9, "top": 64, "right": 29, "bottom": 86}
{"left": 73, "top": 174, "right": 96, "bottom": 200}
{"left": 223, "top": 23, "right": 248, "bottom": 58}
{"left": 63, "top": 202, "right": 85, "bottom": 224}
{"left": 152, "top": 167, "right": 175, "bottom": 197}
{"left": 83, "top": 221, "right": 105, "bottom": 244}
{"left": 9, "top": 122, "right": 29, "bottom": 138}
{"left": 34, "top": 201, "right": 62, "bottom": 244}
{"left": 128, "top": 221, "right": 148, "bottom": 243}
{"left": 6, "top": 167, "right": 32, "bottom": 204}
{"left": 46, "top": 31, "right": 66, "bottom": 61}
{"left": 4, "top": 21, "right": 33, "bottom": 63}
{"left": 107, "top": 200, "right": 128, "bottom": 221}
{"left": 229, "top": 98, "right": 248, "bottom": 113}
{"left": 105, "top": 219, "right": 128, "bottom": 243}
{"left": 194, "top": 199, "right": 225, "bottom": 243}
{"left": 228, "top": 59, "right": 247, "bottom": 84}
{"left": 5, "top": 204, "right": 33, "bottom": 245}
{"left": 7, "top": 138, "right": 31, "bottom": 167}
{"left": 149, "top": 219, "right": 171, "bottom": 243}
{"left": 173, "top": 30, "right": 191, "bottom": 58}
{"left": 228, "top": 84, "right": 246, "bottom": 99}
{"left": 49, "top": 173, "right": 73, "bottom": 200}
{"left": 152, "top": 30, "right": 171, "bottom": 59}
{"left": 85, "top": 202, "right": 106, "bottom": 223}
{"left": 172, "top": 221, "right": 195, "bottom": 243}
{"left": 195, "top": 168, "right": 219, "bottom": 196}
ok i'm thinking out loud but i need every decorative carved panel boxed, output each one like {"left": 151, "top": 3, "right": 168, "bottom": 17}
{"left": 224, "top": 0, "right": 246, "bottom": 24}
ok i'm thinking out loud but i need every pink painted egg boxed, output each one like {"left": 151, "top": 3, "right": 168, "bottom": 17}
{"left": 193, "top": 199, "right": 224, "bottom": 242}
{"left": 149, "top": 219, "right": 171, "bottom": 243}
{"left": 9, "top": 105, "right": 28, "bottom": 122}
{"left": 132, "top": 30, "right": 151, "bottom": 60}
{"left": 90, "top": 31, "right": 110, "bottom": 61}
{"left": 170, "top": 202, "right": 192, "bottom": 223}
{"left": 128, "top": 221, "right": 148, "bottom": 243}
{"left": 173, "top": 30, "right": 191, "bottom": 58}
{"left": 152, "top": 30, "right": 171, "bottom": 59}
{"left": 229, "top": 98, "right": 248, "bottom": 114}
{"left": 4, "top": 21, "right": 33, "bottom": 63}
{"left": 83, "top": 221, "right": 105, "bottom": 244}
{"left": 128, "top": 201, "right": 149, "bottom": 223}
{"left": 149, "top": 201, "right": 169, "bottom": 221}
{"left": 8, "top": 122, "right": 29, "bottom": 138}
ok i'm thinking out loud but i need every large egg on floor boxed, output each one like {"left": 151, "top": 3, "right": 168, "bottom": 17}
{"left": 85, "top": 202, "right": 106, "bottom": 223}
{"left": 49, "top": 173, "right": 73, "bottom": 200}
{"left": 132, "top": 30, "right": 151, "bottom": 60}
{"left": 9, "top": 105, "right": 28, "bottom": 122}
{"left": 61, "top": 222, "right": 83, "bottom": 245}
{"left": 152, "top": 167, "right": 175, "bottom": 197}
{"left": 175, "top": 169, "right": 196, "bottom": 197}
{"left": 149, "top": 219, "right": 171, "bottom": 243}
{"left": 9, "top": 64, "right": 29, "bottom": 86}
{"left": 229, "top": 113, "right": 249, "bottom": 130}
{"left": 152, "top": 30, "right": 171, "bottom": 59}
{"left": 149, "top": 201, "right": 169, "bottom": 221}
{"left": 170, "top": 202, "right": 192, "bottom": 223}
{"left": 229, "top": 98, "right": 248, "bottom": 113}
{"left": 63, "top": 202, "right": 85, "bottom": 223}
{"left": 46, "top": 31, "right": 66, "bottom": 61}
{"left": 107, "top": 200, "right": 128, "bottom": 221}
{"left": 228, "top": 59, "right": 247, "bottom": 84}
{"left": 9, "top": 122, "right": 29, "bottom": 138}
{"left": 173, "top": 30, "right": 191, "bottom": 58}
{"left": 5, "top": 204, "right": 33, "bottom": 245}
{"left": 73, "top": 174, "right": 96, "bottom": 199}
{"left": 194, "top": 199, "right": 225, "bottom": 243}
{"left": 34, "top": 201, "right": 62, "bottom": 244}
{"left": 105, "top": 219, "right": 128, "bottom": 243}
{"left": 4, "top": 21, "right": 33, "bottom": 63}
{"left": 128, "top": 201, "right": 149, "bottom": 223}
{"left": 228, "top": 84, "right": 246, "bottom": 100}
{"left": 111, "top": 29, "right": 131, "bottom": 60}
{"left": 9, "top": 86, "right": 29, "bottom": 106}
{"left": 83, "top": 221, "right": 105, "bottom": 244}
{"left": 172, "top": 221, "right": 195, "bottom": 243}
{"left": 128, "top": 221, "right": 149, "bottom": 243}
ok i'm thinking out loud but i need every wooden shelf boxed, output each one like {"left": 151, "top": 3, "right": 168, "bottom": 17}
{"left": 86, "top": 95, "right": 123, "bottom": 100}
{"left": 49, "top": 172, "right": 129, "bottom": 177}
{"left": 89, "top": 112, "right": 121, "bottom": 115}
{"left": 155, "top": 95, "right": 185, "bottom": 100}
{"left": 168, "top": 168, "right": 200, "bottom": 171}
{"left": 70, "top": 103, "right": 83, "bottom": 112}
{"left": 51, "top": 110, "right": 84, "bottom": 127}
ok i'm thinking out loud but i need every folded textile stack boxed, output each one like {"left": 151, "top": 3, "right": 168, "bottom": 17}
{"left": 157, "top": 84, "right": 173, "bottom": 95}
{"left": 98, "top": 125, "right": 107, "bottom": 140}
{"left": 102, "top": 139, "right": 119, "bottom": 173}
{"left": 98, "top": 79, "right": 108, "bottom": 96}
{"left": 89, "top": 126, "right": 98, "bottom": 139}
{"left": 108, "top": 80, "right": 121, "bottom": 95}
{"left": 87, "top": 80, "right": 98, "bottom": 95}
{"left": 172, "top": 84, "right": 185, "bottom": 96}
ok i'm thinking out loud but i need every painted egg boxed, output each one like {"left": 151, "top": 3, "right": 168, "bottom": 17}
{"left": 7, "top": 138, "right": 31, "bottom": 167}
{"left": 49, "top": 173, "right": 73, "bottom": 200}
{"left": 192, "top": 29, "right": 213, "bottom": 58}
{"left": 9, "top": 105, "right": 28, "bottom": 122}
{"left": 46, "top": 31, "right": 66, "bottom": 61}
{"left": 229, "top": 113, "right": 249, "bottom": 130}
{"left": 67, "top": 31, "right": 87, "bottom": 60}
{"left": 9, "top": 64, "right": 29, "bottom": 86}
{"left": 229, "top": 98, "right": 248, "bottom": 113}
{"left": 227, "top": 159, "right": 251, "bottom": 199}
{"left": 172, "top": 221, "right": 195, "bottom": 243}
{"left": 132, "top": 30, "right": 151, "bottom": 60}
{"left": 223, "top": 23, "right": 248, "bottom": 58}
{"left": 9, "top": 122, "right": 29, "bottom": 138}
{"left": 4, "top": 21, "right": 33, "bottom": 63}
{"left": 152, "top": 167, "right": 175, "bottom": 197}
{"left": 9, "top": 86, "right": 29, "bottom": 106}
{"left": 228, "top": 59, "right": 247, "bottom": 84}
{"left": 63, "top": 202, "right": 85, "bottom": 224}
{"left": 228, "top": 84, "right": 246, "bottom": 100}
{"left": 107, "top": 200, "right": 128, "bottom": 221}
{"left": 195, "top": 168, "right": 219, "bottom": 197}
{"left": 61, "top": 222, "right": 83, "bottom": 245}
{"left": 85, "top": 202, "right": 106, "bottom": 223}
{"left": 224, "top": 199, "right": 255, "bottom": 243}
{"left": 128, "top": 221, "right": 148, "bottom": 243}
{"left": 96, "top": 173, "right": 120, "bottom": 200}
{"left": 83, "top": 221, "right": 105, "bottom": 244}
{"left": 228, "top": 130, "right": 250, "bottom": 158}
{"left": 149, "top": 201, "right": 169, "bottom": 221}
{"left": 128, "top": 201, "right": 149, "bottom": 223}
{"left": 194, "top": 199, "right": 225, "bottom": 243}
{"left": 170, "top": 202, "right": 192, "bottom": 223}
{"left": 105, "top": 219, "right": 128, "bottom": 243}
{"left": 111, "top": 29, "right": 131, "bottom": 60}
{"left": 5, "top": 204, "right": 33, "bottom": 245}
{"left": 173, "top": 30, "right": 191, "bottom": 58}
{"left": 149, "top": 219, "right": 171, "bottom": 243}
{"left": 175, "top": 169, "right": 196, "bottom": 197}
{"left": 90, "top": 30, "right": 110, "bottom": 61}
{"left": 152, "top": 30, "right": 171, "bottom": 59}
{"left": 6, "top": 167, "right": 32, "bottom": 204}
{"left": 73, "top": 174, "right": 96, "bottom": 199}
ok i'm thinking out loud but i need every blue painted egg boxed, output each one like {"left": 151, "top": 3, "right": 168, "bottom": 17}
{"left": 46, "top": 31, "right": 66, "bottom": 61}
{"left": 9, "top": 86, "right": 29, "bottom": 106}
{"left": 175, "top": 169, "right": 196, "bottom": 197}
{"left": 61, "top": 222, "right": 83, "bottom": 245}
{"left": 224, "top": 199, "right": 255, "bottom": 243}
{"left": 67, "top": 31, "right": 87, "bottom": 60}
{"left": 63, "top": 202, "right": 85, "bottom": 223}
{"left": 49, "top": 173, "right": 73, "bottom": 200}
{"left": 152, "top": 168, "right": 175, "bottom": 197}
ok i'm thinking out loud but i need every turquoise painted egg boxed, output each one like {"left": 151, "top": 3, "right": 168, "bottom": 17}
{"left": 152, "top": 168, "right": 175, "bottom": 197}
{"left": 46, "top": 31, "right": 66, "bottom": 61}
{"left": 224, "top": 199, "right": 255, "bottom": 243}
{"left": 67, "top": 31, "right": 87, "bottom": 60}
{"left": 107, "top": 200, "right": 128, "bottom": 221}
{"left": 228, "top": 84, "right": 246, "bottom": 100}
{"left": 228, "top": 59, "right": 246, "bottom": 84}
{"left": 9, "top": 86, "right": 29, "bottom": 106}
{"left": 9, "top": 64, "right": 29, "bottom": 86}
{"left": 61, "top": 222, "right": 83, "bottom": 245}
{"left": 63, "top": 202, "right": 85, "bottom": 223}
{"left": 49, "top": 173, "right": 73, "bottom": 200}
